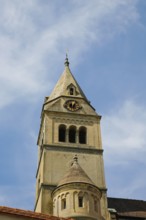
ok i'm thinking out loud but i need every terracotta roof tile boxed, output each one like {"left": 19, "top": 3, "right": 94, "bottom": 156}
{"left": 0, "top": 206, "right": 73, "bottom": 220}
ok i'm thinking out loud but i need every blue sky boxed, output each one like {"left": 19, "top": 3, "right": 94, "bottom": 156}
{"left": 0, "top": 0, "right": 146, "bottom": 210}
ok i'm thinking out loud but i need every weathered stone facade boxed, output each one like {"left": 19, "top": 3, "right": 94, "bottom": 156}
{"left": 34, "top": 57, "right": 109, "bottom": 220}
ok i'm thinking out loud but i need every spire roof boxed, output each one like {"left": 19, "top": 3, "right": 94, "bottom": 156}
{"left": 48, "top": 57, "right": 89, "bottom": 102}
{"left": 57, "top": 155, "right": 95, "bottom": 187}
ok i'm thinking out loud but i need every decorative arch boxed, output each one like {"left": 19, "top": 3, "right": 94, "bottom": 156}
{"left": 91, "top": 194, "right": 98, "bottom": 212}
{"left": 73, "top": 191, "right": 78, "bottom": 210}
{"left": 60, "top": 193, "right": 67, "bottom": 210}
{"left": 84, "top": 192, "right": 89, "bottom": 210}
{"left": 59, "top": 124, "right": 66, "bottom": 142}
{"left": 79, "top": 126, "right": 87, "bottom": 144}
{"left": 69, "top": 125, "right": 76, "bottom": 143}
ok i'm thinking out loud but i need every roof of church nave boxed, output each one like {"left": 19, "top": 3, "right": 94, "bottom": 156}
{"left": 48, "top": 55, "right": 89, "bottom": 102}
{"left": 57, "top": 155, "right": 95, "bottom": 187}
{"left": 108, "top": 197, "right": 146, "bottom": 213}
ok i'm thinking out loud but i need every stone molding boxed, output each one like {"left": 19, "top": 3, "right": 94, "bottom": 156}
{"left": 44, "top": 144, "right": 103, "bottom": 154}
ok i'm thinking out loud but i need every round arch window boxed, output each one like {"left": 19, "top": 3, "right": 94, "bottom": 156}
{"left": 69, "top": 126, "right": 76, "bottom": 143}
{"left": 79, "top": 126, "right": 86, "bottom": 144}
{"left": 59, "top": 124, "right": 66, "bottom": 142}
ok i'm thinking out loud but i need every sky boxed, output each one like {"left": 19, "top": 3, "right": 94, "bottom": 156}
{"left": 0, "top": 0, "right": 146, "bottom": 211}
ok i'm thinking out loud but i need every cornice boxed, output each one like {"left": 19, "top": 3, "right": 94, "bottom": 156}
{"left": 44, "top": 144, "right": 103, "bottom": 154}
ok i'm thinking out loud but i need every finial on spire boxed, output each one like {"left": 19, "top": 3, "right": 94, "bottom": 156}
{"left": 64, "top": 50, "right": 69, "bottom": 67}
{"left": 73, "top": 154, "right": 78, "bottom": 163}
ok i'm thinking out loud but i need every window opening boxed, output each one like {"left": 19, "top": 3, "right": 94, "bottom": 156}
{"left": 69, "top": 126, "right": 76, "bottom": 143}
{"left": 61, "top": 198, "right": 66, "bottom": 209}
{"left": 78, "top": 196, "right": 83, "bottom": 207}
{"left": 70, "top": 87, "right": 74, "bottom": 95}
{"left": 79, "top": 127, "right": 86, "bottom": 144}
{"left": 94, "top": 200, "right": 98, "bottom": 212}
{"left": 59, "top": 125, "right": 66, "bottom": 142}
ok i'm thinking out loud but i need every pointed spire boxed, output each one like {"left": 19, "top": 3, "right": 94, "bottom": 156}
{"left": 64, "top": 53, "right": 69, "bottom": 67}
{"left": 48, "top": 57, "right": 89, "bottom": 102}
{"left": 57, "top": 155, "right": 95, "bottom": 186}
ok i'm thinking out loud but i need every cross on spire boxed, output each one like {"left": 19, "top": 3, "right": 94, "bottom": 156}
{"left": 64, "top": 52, "right": 69, "bottom": 67}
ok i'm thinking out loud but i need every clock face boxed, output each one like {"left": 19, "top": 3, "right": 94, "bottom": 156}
{"left": 64, "top": 100, "right": 81, "bottom": 112}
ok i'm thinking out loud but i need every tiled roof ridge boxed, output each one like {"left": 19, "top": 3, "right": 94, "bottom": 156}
{"left": 118, "top": 211, "right": 146, "bottom": 218}
{"left": 108, "top": 197, "right": 146, "bottom": 202}
{"left": 108, "top": 197, "right": 146, "bottom": 213}
{"left": 0, "top": 206, "right": 72, "bottom": 220}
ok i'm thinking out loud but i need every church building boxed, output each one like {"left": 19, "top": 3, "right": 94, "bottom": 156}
{"left": 34, "top": 56, "right": 109, "bottom": 220}
{"left": 0, "top": 57, "right": 146, "bottom": 220}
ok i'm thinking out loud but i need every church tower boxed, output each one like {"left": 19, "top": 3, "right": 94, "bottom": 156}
{"left": 34, "top": 56, "right": 109, "bottom": 220}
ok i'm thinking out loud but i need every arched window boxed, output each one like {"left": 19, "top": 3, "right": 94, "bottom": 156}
{"left": 78, "top": 192, "right": 84, "bottom": 208}
{"left": 70, "top": 87, "right": 74, "bottom": 95}
{"left": 69, "top": 126, "right": 76, "bottom": 143}
{"left": 78, "top": 196, "right": 83, "bottom": 207}
{"left": 61, "top": 198, "right": 66, "bottom": 209}
{"left": 59, "top": 124, "right": 66, "bottom": 142}
{"left": 94, "top": 199, "right": 98, "bottom": 212}
{"left": 79, "top": 126, "right": 86, "bottom": 144}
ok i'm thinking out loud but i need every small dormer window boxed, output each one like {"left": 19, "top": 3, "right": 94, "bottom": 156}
{"left": 70, "top": 87, "right": 74, "bottom": 95}
{"left": 67, "top": 83, "right": 77, "bottom": 96}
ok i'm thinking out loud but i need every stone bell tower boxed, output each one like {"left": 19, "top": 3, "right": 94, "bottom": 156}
{"left": 34, "top": 56, "right": 108, "bottom": 220}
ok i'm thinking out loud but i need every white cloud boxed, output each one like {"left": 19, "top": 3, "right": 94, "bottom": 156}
{"left": 102, "top": 100, "right": 146, "bottom": 199}
{"left": 102, "top": 100, "right": 146, "bottom": 164}
{"left": 0, "top": 0, "right": 144, "bottom": 208}
{"left": 0, "top": 0, "right": 140, "bottom": 109}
